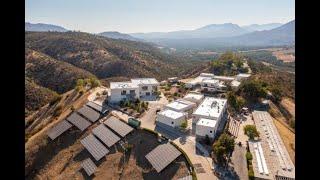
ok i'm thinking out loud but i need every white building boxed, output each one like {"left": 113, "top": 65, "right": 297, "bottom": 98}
{"left": 109, "top": 82, "right": 139, "bottom": 103}
{"left": 164, "top": 99, "right": 196, "bottom": 117}
{"left": 231, "top": 80, "right": 241, "bottom": 90}
{"left": 236, "top": 73, "right": 251, "bottom": 81}
{"left": 156, "top": 109, "right": 186, "bottom": 128}
{"left": 199, "top": 73, "right": 215, "bottom": 78}
{"left": 195, "top": 118, "right": 218, "bottom": 138}
{"left": 110, "top": 78, "right": 159, "bottom": 103}
{"left": 168, "top": 77, "right": 178, "bottom": 83}
{"left": 201, "top": 79, "right": 220, "bottom": 92}
{"left": 212, "top": 75, "right": 235, "bottom": 82}
{"left": 183, "top": 93, "right": 204, "bottom": 104}
{"left": 192, "top": 97, "right": 227, "bottom": 124}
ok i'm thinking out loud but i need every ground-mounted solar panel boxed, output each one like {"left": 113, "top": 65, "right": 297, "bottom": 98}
{"left": 67, "top": 112, "right": 91, "bottom": 131}
{"left": 104, "top": 116, "right": 133, "bottom": 137}
{"left": 47, "top": 120, "right": 73, "bottom": 140}
{"left": 92, "top": 124, "right": 120, "bottom": 147}
{"left": 77, "top": 106, "right": 101, "bottom": 122}
{"left": 86, "top": 101, "right": 109, "bottom": 114}
{"left": 81, "top": 158, "right": 97, "bottom": 176}
{"left": 145, "top": 143, "right": 181, "bottom": 172}
{"left": 81, "top": 134, "right": 109, "bottom": 161}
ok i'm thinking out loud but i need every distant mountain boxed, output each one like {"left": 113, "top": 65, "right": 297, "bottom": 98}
{"left": 130, "top": 23, "right": 249, "bottom": 39}
{"left": 242, "top": 23, "right": 283, "bottom": 32}
{"left": 222, "top": 20, "right": 295, "bottom": 46}
{"left": 98, "top": 31, "right": 140, "bottom": 41}
{"left": 25, "top": 22, "right": 68, "bottom": 32}
{"left": 149, "top": 20, "right": 295, "bottom": 49}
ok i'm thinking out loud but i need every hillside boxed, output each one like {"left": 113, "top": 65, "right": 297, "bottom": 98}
{"left": 98, "top": 31, "right": 140, "bottom": 41}
{"left": 25, "top": 78, "right": 58, "bottom": 116}
{"left": 25, "top": 31, "right": 191, "bottom": 80}
{"left": 25, "top": 48, "right": 95, "bottom": 93}
{"left": 242, "top": 23, "right": 283, "bottom": 32}
{"left": 25, "top": 22, "right": 68, "bottom": 32}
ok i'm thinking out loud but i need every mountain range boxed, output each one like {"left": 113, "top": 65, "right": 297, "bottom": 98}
{"left": 25, "top": 22, "right": 68, "bottom": 32}
{"left": 98, "top": 31, "right": 140, "bottom": 41}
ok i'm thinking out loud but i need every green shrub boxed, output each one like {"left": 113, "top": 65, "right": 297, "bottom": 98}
{"left": 246, "top": 151, "right": 253, "bottom": 162}
{"left": 49, "top": 95, "right": 62, "bottom": 106}
{"left": 244, "top": 125, "right": 259, "bottom": 140}
{"left": 248, "top": 165, "right": 255, "bottom": 180}
{"left": 180, "top": 121, "right": 188, "bottom": 129}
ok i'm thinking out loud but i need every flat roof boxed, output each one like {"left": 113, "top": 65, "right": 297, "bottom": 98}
{"left": 110, "top": 81, "right": 138, "bottom": 89}
{"left": 81, "top": 158, "right": 97, "bottom": 176}
{"left": 158, "top": 109, "right": 185, "bottom": 120}
{"left": 251, "top": 111, "right": 295, "bottom": 179}
{"left": 47, "top": 120, "right": 73, "bottom": 140}
{"left": 77, "top": 106, "right": 101, "bottom": 122}
{"left": 66, "top": 112, "right": 91, "bottom": 131}
{"left": 81, "top": 134, "right": 109, "bottom": 161}
{"left": 193, "top": 97, "right": 227, "bottom": 119}
{"left": 165, "top": 100, "right": 193, "bottom": 111}
{"left": 175, "top": 99, "right": 196, "bottom": 106}
{"left": 231, "top": 80, "right": 241, "bottom": 87}
{"left": 196, "top": 118, "right": 217, "bottom": 128}
{"left": 145, "top": 143, "right": 181, "bottom": 172}
{"left": 202, "top": 79, "right": 219, "bottom": 84}
{"left": 237, "top": 73, "right": 251, "bottom": 78}
{"left": 104, "top": 116, "right": 133, "bottom": 137}
{"left": 213, "top": 76, "right": 235, "bottom": 81}
{"left": 131, "top": 78, "right": 159, "bottom": 85}
{"left": 92, "top": 124, "right": 120, "bottom": 147}
{"left": 183, "top": 93, "right": 204, "bottom": 101}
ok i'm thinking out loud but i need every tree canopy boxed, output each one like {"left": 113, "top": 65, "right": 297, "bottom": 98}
{"left": 244, "top": 125, "right": 259, "bottom": 140}
{"left": 212, "top": 133, "right": 235, "bottom": 165}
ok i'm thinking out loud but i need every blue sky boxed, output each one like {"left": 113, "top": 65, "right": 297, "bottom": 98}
{"left": 26, "top": 0, "right": 295, "bottom": 34}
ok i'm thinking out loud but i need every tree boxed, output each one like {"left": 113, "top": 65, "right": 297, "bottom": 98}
{"left": 244, "top": 125, "right": 259, "bottom": 140}
{"left": 239, "top": 80, "right": 267, "bottom": 102}
{"left": 227, "top": 92, "right": 245, "bottom": 112}
{"left": 212, "top": 133, "right": 235, "bottom": 165}
{"left": 180, "top": 120, "right": 187, "bottom": 129}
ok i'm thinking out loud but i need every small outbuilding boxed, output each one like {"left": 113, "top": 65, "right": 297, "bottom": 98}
{"left": 195, "top": 118, "right": 218, "bottom": 138}
{"left": 156, "top": 109, "right": 186, "bottom": 128}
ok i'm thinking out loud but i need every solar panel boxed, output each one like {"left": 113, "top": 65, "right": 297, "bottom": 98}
{"left": 47, "top": 120, "right": 73, "bottom": 140}
{"left": 145, "top": 143, "right": 181, "bottom": 172}
{"left": 67, "top": 112, "right": 91, "bottom": 131}
{"left": 77, "top": 106, "right": 101, "bottom": 122}
{"left": 81, "top": 158, "right": 97, "bottom": 176}
{"left": 92, "top": 124, "right": 120, "bottom": 147}
{"left": 81, "top": 134, "right": 109, "bottom": 161}
{"left": 104, "top": 116, "right": 133, "bottom": 137}
{"left": 86, "top": 101, "right": 109, "bottom": 114}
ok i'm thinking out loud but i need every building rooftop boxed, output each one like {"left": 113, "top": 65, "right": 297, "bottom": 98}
{"left": 251, "top": 111, "right": 295, "bottom": 179}
{"left": 193, "top": 97, "right": 227, "bottom": 119}
{"left": 110, "top": 81, "right": 138, "bottom": 89}
{"left": 131, "top": 78, "right": 159, "bottom": 86}
{"left": 158, "top": 109, "right": 185, "bottom": 120}
{"left": 237, "top": 73, "right": 251, "bottom": 78}
{"left": 183, "top": 93, "right": 204, "bottom": 101}
{"left": 176, "top": 99, "right": 196, "bottom": 106}
{"left": 196, "top": 118, "right": 217, "bottom": 128}
{"left": 202, "top": 79, "right": 219, "bottom": 84}
{"left": 213, "top": 76, "right": 235, "bottom": 81}
{"left": 165, "top": 100, "right": 194, "bottom": 111}
{"left": 231, "top": 80, "right": 241, "bottom": 87}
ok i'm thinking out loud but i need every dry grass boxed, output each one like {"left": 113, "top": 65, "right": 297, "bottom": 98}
{"left": 273, "top": 119, "right": 295, "bottom": 164}
{"left": 280, "top": 98, "right": 295, "bottom": 118}
{"left": 272, "top": 50, "right": 295, "bottom": 63}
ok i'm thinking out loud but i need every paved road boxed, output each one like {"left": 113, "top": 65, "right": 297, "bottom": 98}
{"left": 230, "top": 145, "right": 248, "bottom": 180}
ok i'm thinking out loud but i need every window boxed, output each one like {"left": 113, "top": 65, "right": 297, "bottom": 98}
{"left": 146, "top": 92, "right": 150, "bottom": 96}
{"left": 121, "top": 90, "right": 126, "bottom": 95}
{"left": 129, "top": 90, "right": 135, "bottom": 94}
{"left": 210, "top": 130, "right": 212, "bottom": 133}
{"left": 171, "top": 122, "right": 174, "bottom": 124}
{"left": 142, "top": 86, "right": 148, "bottom": 90}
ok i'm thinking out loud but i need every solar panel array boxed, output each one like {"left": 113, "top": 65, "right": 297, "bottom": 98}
{"left": 67, "top": 112, "right": 91, "bottom": 131}
{"left": 145, "top": 143, "right": 181, "bottom": 172}
{"left": 86, "top": 101, "right": 109, "bottom": 114}
{"left": 47, "top": 120, "right": 73, "bottom": 140}
{"left": 81, "top": 134, "right": 109, "bottom": 161}
{"left": 104, "top": 116, "right": 133, "bottom": 137}
{"left": 77, "top": 106, "right": 101, "bottom": 122}
{"left": 81, "top": 158, "right": 97, "bottom": 176}
{"left": 92, "top": 124, "right": 120, "bottom": 147}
